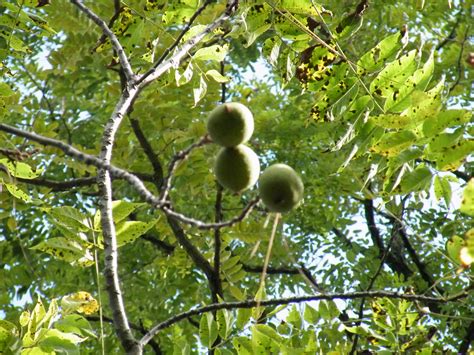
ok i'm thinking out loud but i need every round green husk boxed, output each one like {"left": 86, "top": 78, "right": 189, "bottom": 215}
{"left": 258, "top": 164, "right": 304, "bottom": 213}
{"left": 214, "top": 145, "right": 260, "bottom": 193}
{"left": 207, "top": 102, "right": 254, "bottom": 147}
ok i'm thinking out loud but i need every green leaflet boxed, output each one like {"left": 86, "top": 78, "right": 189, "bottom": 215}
{"left": 370, "top": 130, "right": 418, "bottom": 157}
{"left": 193, "top": 45, "right": 228, "bottom": 62}
{"left": 199, "top": 313, "right": 218, "bottom": 349}
{"left": 460, "top": 179, "right": 474, "bottom": 217}
{"left": 0, "top": 159, "right": 43, "bottom": 179}
{"left": 357, "top": 32, "right": 402, "bottom": 74}
{"left": 370, "top": 49, "right": 418, "bottom": 98}
{"left": 31, "top": 237, "right": 94, "bottom": 267}
{"left": 115, "top": 220, "right": 156, "bottom": 247}
{"left": 398, "top": 166, "right": 432, "bottom": 194}
{"left": 434, "top": 175, "right": 452, "bottom": 207}
{"left": 385, "top": 51, "right": 434, "bottom": 112}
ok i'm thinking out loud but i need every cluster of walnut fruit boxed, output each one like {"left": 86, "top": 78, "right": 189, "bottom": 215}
{"left": 206, "top": 102, "right": 304, "bottom": 213}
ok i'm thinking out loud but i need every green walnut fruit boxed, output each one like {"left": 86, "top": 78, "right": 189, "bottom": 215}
{"left": 214, "top": 145, "right": 260, "bottom": 193}
{"left": 207, "top": 102, "right": 254, "bottom": 147}
{"left": 258, "top": 164, "right": 304, "bottom": 213}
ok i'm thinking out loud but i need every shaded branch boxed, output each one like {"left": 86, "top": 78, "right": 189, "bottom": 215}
{"left": 363, "top": 199, "right": 413, "bottom": 278}
{"left": 363, "top": 199, "right": 384, "bottom": 251}
{"left": 87, "top": 315, "right": 162, "bottom": 354}
{"left": 436, "top": 14, "right": 462, "bottom": 50}
{"left": 166, "top": 216, "right": 215, "bottom": 280}
{"left": 70, "top": 0, "right": 135, "bottom": 82}
{"left": 213, "top": 184, "right": 224, "bottom": 302}
{"left": 141, "top": 234, "right": 175, "bottom": 255}
{"left": 459, "top": 320, "right": 474, "bottom": 354}
{"left": 452, "top": 169, "right": 472, "bottom": 182}
{"left": 449, "top": 25, "right": 470, "bottom": 94}
{"left": 331, "top": 227, "right": 354, "bottom": 248}
{"left": 129, "top": 116, "right": 164, "bottom": 189}
{"left": 139, "top": 289, "right": 470, "bottom": 347}
{"left": 395, "top": 221, "right": 443, "bottom": 294}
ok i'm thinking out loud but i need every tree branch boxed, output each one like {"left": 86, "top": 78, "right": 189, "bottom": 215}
{"left": 97, "top": 88, "right": 141, "bottom": 353}
{"left": 137, "top": 1, "right": 239, "bottom": 87}
{"left": 459, "top": 320, "right": 474, "bottom": 354}
{"left": 331, "top": 227, "right": 354, "bottom": 248}
{"left": 0, "top": 123, "right": 163, "bottom": 208}
{"left": 70, "top": 0, "right": 135, "bottom": 82}
{"left": 162, "top": 197, "right": 260, "bottom": 230}
{"left": 160, "top": 135, "right": 211, "bottom": 202}
{"left": 166, "top": 215, "right": 216, "bottom": 285}
{"left": 129, "top": 116, "right": 164, "bottom": 189}
{"left": 139, "top": 289, "right": 470, "bottom": 347}
{"left": 141, "top": 234, "right": 175, "bottom": 255}
{"left": 449, "top": 25, "right": 470, "bottom": 94}
{"left": 87, "top": 315, "right": 162, "bottom": 354}
{"left": 363, "top": 199, "right": 413, "bottom": 278}
{"left": 213, "top": 184, "right": 224, "bottom": 302}
{"left": 395, "top": 221, "right": 443, "bottom": 294}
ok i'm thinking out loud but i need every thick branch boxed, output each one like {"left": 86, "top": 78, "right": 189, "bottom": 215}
{"left": 0, "top": 123, "right": 162, "bottom": 207}
{"left": 141, "top": 234, "right": 175, "bottom": 255}
{"left": 70, "top": 0, "right": 135, "bottom": 82}
{"left": 97, "top": 87, "right": 141, "bottom": 353}
{"left": 395, "top": 221, "right": 443, "bottom": 294}
{"left": 363, "top": 199, "right": 413, "bottom": 278}
{"left": 166, "top": 215, "right": 215, "bottom": 283}
{"left": 363, "top": 199, "right": 384, "bottom": 250}
{"left": 139, "top": 289, "right": 469, "bottom": 347}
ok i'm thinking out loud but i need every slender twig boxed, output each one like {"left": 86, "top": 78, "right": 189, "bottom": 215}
{"left": 137, "top": 1, "right": 238, "bottom": 87}
{"left": 436, "top": 14, "right": 462, "bottom": 50}
{"left": 146, "top": 0, "right": 213, "bottom": 74}
{"left": 162, "top": 197, "right": 260, "bottom": 230}
{"left": 160, "top": 135, "right": 211, "bottom": 202}
{"left": 139, "top": 289, "right": 470, "bottom": 346}
{"left": 70, "top": 0, "right": 135, "bottom": 82}
{"left": 449, "top": 25, "right": 470, "bottom": 94}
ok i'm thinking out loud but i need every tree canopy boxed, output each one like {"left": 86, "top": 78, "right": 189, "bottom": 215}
{"left": 0, "top": 0, "right": 473, "bottom": 354}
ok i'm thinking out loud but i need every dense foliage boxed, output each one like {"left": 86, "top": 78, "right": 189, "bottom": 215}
{"left": 0, "top": 0, "right": 473, "bottom": 354}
